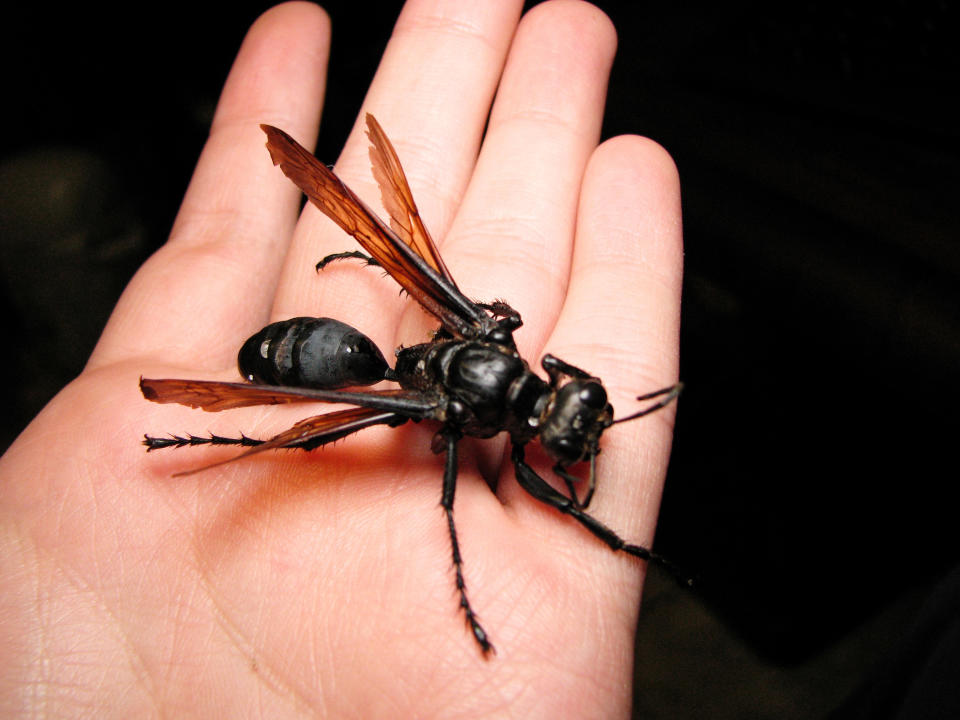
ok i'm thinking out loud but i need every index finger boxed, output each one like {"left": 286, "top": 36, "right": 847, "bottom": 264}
{"left": 88, "top": 3, "right": 331, "bottom": 373}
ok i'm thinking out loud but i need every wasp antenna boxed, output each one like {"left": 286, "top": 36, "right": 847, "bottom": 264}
{"left": 613, "top": 382, "right": 683, "bottom": 424}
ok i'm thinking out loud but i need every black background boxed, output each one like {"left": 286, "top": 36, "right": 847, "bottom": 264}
{"left": 2, "top": 1, "right": 958, "bottom": 717}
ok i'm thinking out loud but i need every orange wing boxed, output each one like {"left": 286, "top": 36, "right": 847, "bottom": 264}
{"left": 140, "top": 377, "right": 434, "bottom": 415}
{"left": 261, "top": 119, "right": 493, "bottom": 340}
{"left": 365, "top": 114, "right": 455, "bottom": 284}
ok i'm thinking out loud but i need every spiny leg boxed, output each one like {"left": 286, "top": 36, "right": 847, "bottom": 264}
{"left": 144, "top": 410, "right": 407, "bottom": 455}
{"left": 144, "top": 411, "right": 408, "bottom": 478}
{"left": 143, "top": 433, "right": 264, "bottom": 451}
{"left": 476, "top": 300, "right": 523, "bottom": 330}
{"left": 439, "top": 429, "right": 494, "bottom": 655}
{"left": 511, "top": 444, "right": 692, "bottom": 586}
{"left": 315, "top": 250, "right": 378, "bottom": 271}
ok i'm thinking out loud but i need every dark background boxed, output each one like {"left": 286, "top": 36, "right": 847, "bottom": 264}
{"left": 2, "top": 1, "right": 958, "bottom": 717}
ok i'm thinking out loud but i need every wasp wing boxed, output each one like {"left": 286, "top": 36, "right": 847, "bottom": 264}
{"left": 168, "top": 407, "right": 407, "bottom": 476}
{"left": 364, "top": 114, "right": 456, "bottom": 285}
{"left": 261, "top": 121, "right": 494, "bottom": 340}
{"left": 140, "top": 377, "right": 436, "bottom": 417}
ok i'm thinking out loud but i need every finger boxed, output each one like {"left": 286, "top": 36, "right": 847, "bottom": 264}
{"left": 90, "top": 3, "right": 331, "bottom": 372}
{"left": 440, "top": 0, "right": 618, "bottom": 358}
{"left": 270, "top": 0, "right": 524, "bottom": 353}
{"left": 519, "top": 135, "right": 683, "bottom": 546}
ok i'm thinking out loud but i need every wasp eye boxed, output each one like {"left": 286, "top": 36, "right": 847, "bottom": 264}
{"left": 579, "top": 382, "right": 607, "bottom": 409}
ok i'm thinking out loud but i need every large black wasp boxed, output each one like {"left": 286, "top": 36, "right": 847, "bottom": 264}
{"left": 141, "top": 114, "right": 683, "bottom": 655}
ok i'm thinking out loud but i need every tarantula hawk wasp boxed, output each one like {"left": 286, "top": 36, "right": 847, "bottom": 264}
{"left": 140, "top": 114, "right": 683, "bottom": 656}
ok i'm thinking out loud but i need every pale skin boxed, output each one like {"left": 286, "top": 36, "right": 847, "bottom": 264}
{"left": 0, "top": 1, "right": 682, "bottom": 717}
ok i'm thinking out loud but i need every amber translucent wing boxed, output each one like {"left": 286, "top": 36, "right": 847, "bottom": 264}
{"left": 261, "top": 121, "right": 492, "bottom": 339}
{"left": 140, "top": 377, "right": 434, "bottom": 415}
{"left": 172, "top": 407, "right": 402, "bottom": 476}
{"left": 365, "top": 114, "right": 455, "bottom": 284}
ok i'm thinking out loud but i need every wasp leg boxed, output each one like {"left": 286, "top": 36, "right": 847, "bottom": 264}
{"left": 315, "top": 250, "right": 379, "bottom": 271}
{"left": 554, "top": 465, "right": 582, "bottom": 507}
{"left": 511, "top": 445, "right": 691, "bottom": 585}
{"left": 541, "top": 354, "right": 594, "bottom": 387}
{"left": 476, "top": 301, "right": 523, "bottom": 330}
{"left": 145, "top": 410, "right": 408, "bottom": 478}
{"left": 143, "top": 433, "right": 264, "bottom": 451}
{"left": 439, "top": 429, "right": 494, "bottom": 656}
{"left": 552, "top": 451, "right": 599, "bottom": 509}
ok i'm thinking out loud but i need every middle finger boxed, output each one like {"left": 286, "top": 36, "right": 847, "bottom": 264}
{"left": 439, "top": 0, "right": 617, "bottom": 360}
{"left": 270, "top": 0, "right": 524, "bottom": 353}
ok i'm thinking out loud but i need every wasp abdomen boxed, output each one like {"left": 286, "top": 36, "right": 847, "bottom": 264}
{"left": 238, "top": 317, "right": 388, "bottom": 389}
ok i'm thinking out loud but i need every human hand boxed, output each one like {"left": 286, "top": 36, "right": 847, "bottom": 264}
{"left": 0, "top": 1, "right": 682, "bottom": 717}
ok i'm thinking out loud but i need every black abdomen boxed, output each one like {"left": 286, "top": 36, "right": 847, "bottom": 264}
{"left": 238, "top": 317, "right": 388, "bottom": 389}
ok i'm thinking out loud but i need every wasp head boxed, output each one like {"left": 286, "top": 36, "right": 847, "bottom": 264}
{"left": 539, "top": 379, "right": 613, "bottom": 467}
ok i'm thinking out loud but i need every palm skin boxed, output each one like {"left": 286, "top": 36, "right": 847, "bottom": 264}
{"left": 0, "top": 1, "right": 682, "bottom": 717}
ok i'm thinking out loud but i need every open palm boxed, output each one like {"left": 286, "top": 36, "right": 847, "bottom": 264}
{"left": 0, "top": 1, "right": 682, "bottom": 717}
